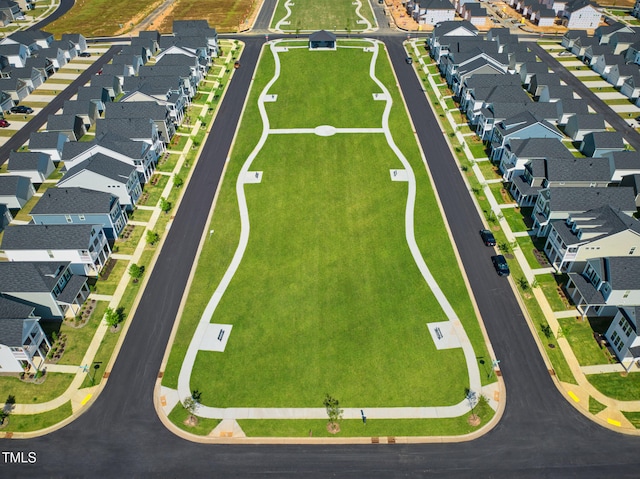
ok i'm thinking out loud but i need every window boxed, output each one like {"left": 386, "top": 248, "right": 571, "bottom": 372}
{"left": 78, "top": 215, "right": 85, "bottom": 221}
{"left": 65, "top": 215, "right": 72, "bottom": 223}
{"left": 47, "top": 250, "right": 54, "bottom": 258}
{"left": 630, "top": 247, "right": 636, "bottom": 255}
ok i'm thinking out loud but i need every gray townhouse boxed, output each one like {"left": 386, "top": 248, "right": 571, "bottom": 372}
{"left": 75, "top": 85, "right": 111, "bottom": 115}
{"left": 45, "top": 113, "right": 86, "bottom": 141}
{"left": 531, "top": 186, "right": 637, "bottom": 237}
{"left": 62, "top": 99, "right": 100, "bottom": 129}
{"left": 0, "top": 261, "right": 89, "bottom": 320}
{"left": 6, "top": 150, "right": 54, "bottom": 184}
{"left": 0, "top": 174, "right": 34, "bottom": 209}
{"left": 565, "top": 257, "right": 640, "bottom": 318}
{"left": 0, "top": 296, "right": 50, "bottom": 373}
{"left": 121, "top": 75, "right": 188, "bottom": 124}
{"left": 95, "top": 117, "right": 164, "bottom": 157}
{"left": 564, "top": 114, "right": 606, "bottom": 142}
{"left": 498, "top": 136, "right": 573, "bottom": 182}
{"left": 29, "top": 131, "right": 69, "bottom": 163}
{"left": 580, "top": 131, "right": 625, "bottom": 158}
{"left": 29, "top": 187, "right": 127, "bottom": 240}
{"left": 605, "top": 306, "right": 640, "bottom": 371}
{"left": 1, "top": 223, "right": 111, "bottom": 277}
{"left": 544, "top": 205, "right": 640, "bottom": 272}
{"left": 57, "top": 153, "right": 142, "bottom": 211}
{"left": 104, "top": 101, "right": 175, "bottom": 145}
{"left": 61, "top": 131, "right": 157, "bottom": 184}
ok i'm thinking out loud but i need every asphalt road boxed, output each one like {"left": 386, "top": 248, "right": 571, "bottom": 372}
{"left": 529, "top": 42, "right": 640, "bottom": 151}
{"left": 28, "top": 0, "right": 75, "bottom": 31}
{"left": 2, "top": 5, "right": 640, "bottom": 477}
{"left": 0, "top": 45, "right": 122, "bottom": 164}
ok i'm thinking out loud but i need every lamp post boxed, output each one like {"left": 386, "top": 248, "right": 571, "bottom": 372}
{"left": 90, "top": 362, "right": 102, "bottom": 386}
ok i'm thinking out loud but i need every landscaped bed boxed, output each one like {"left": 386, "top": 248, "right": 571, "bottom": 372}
{"left": 163, "top": 40, "right": 494, "bottom": 435}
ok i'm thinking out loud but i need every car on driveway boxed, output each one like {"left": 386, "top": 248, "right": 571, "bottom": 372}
{"left": 0, "top": 119, "right": 9, "bottom": 127}
{"left": 480, "top": 229, "right": 496, "bottom": 246}
{"left": 558, "top": 51, "right": 572, "bottom": 56}
{"left": 10, "top": 105, "right": 33, "bottom": 114}
{"left": 491, "top": 255, "right": 510, "bottom": 276}
{"left": 79, "top": 52, "right": 92, "bottom": 57}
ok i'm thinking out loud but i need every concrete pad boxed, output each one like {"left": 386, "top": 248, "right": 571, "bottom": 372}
{"left": 262, "top": 93, "right": 278, "bottom": 102}
{"left": 609, "top": 104, "right": 640, "bottom": 113}
{"left": 210, "top": 419, "right": 246, "bottom": 438}
{"left": 199, "top": 323, "right": 232, "bottom": 352}
{"left": 244, "top": 171, "right": 263, "bottom": 183}
{"left": 572, "top": 70, "right": 601, "bottom": 77}
{"left": 427, "top": 321, "right": 461, "bottom": 350}
{"left": 596, "top": 92, "right": 628, "bottom": 100}
{"left": 390, "top": 169, "right": 408, "bottom": 181}
{"left": 273, "top": 47, "right": 289, "bottom": 53}
{"left": 160, "top": 386, "right": 181, "bottom": 415}
{"left": 583, "top": 81, "right": 611, "bottom": 88}
{"left": 314, "top": 125, "right": 336, "bottom": 136}
{"left": 373, "top": 93, "right": 388, "bottom": 101}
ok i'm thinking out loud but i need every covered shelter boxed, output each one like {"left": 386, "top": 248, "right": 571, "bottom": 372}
{"left": 309, "top": 30, "right": 337, "bottom": 51}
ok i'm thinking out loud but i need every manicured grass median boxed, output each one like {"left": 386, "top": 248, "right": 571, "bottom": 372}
{"left": 164, "top": 41, "right": 493, "bottom": 426}
{"left": 3, "top": 401, "right": 72, "bottom": 433}
{"left": 0, "top": 373, "right": 73, "bottom": 404}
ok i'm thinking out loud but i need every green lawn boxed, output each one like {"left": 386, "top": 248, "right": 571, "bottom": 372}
{"left": 588, "top": 373, "right": 640, "bottom": 401}
{"left": 40, "top": 301, "right": 108, "bottom": 366}
{"left": 156, "top": 153, "right": 181, "bottom": 173}
{"left": 168, "top": 403, "right": 221, "bottom": 436}
{"left": 0, "top": 373, "right": 73, "bottom": 404}
{"left": 113, "top": 225, "right": 145, "bottom": 255}
{"left": 502, "top": 207, "right": 532, "bottom": 233}
{"left": 515, "top": 235, "right": 546, "bottom": 270}
{"left": 603, "top": 98, "right": 635, "bottom": 106}
{"left": 558, "top": 317, "right": 615, "bottom": 366}
{"left": 128, "top": 208, "right": 153, "bottom": 223}
{"left": 467, "top": 139, "right": 489, "bottom": 159}
{"left": 271, "top": 0, "right": 375, "bottom": 31}
{"left": 477, "top": 161, "right": 501, "bottom": 180}
{"left": 2, "top": 401, "right": 72, "bottom": 433}
{"left": 94, "top": 260, "right": 127, "bottom": 295}
{"left": 164, "top": 41, "right": 492, "bottom": 421}
{"left": 489, "top": 182, "right": 513, "bottom": 206}
{"left": 589, "top": 396, "right": 607, "bottom": 415}
{"left": 536, "top": 273, "right": 571, "bottom": 312}
{"left": 623, "top": 411, "right": 640, "bottom": 428}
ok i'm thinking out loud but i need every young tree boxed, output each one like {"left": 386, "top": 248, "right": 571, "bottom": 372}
{"left": 160, "top": 198, "right": 171, "bottom": 214}
{"left": 129, "top": 264, "right": 144, "bottom": 282}
{"left": 146, "top": 230, "right": 159, "bottom": 246}
{"left": 104, "top": 307, "right": 125, "bottom": 329}
{"left": 323, "top": 393, "right": 343, "bottom": 427}
{"left": 173, "top": 174, "right": 184, "bottom": 189}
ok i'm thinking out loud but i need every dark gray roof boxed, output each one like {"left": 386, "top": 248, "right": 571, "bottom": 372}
{"left": 546, "top": 157, "right": 611, "bottom": 182}
{"left": 138, "top": 65, "right": 192, "bottom": 78}
{"left": 464, "top": 73, "right": 521, "bottom": 89}
{"left": 1, "top": 224, "right": 98, "bottom": 250}
{"left": 570, "top": 114, "right": 606, "bottom": 130}
{"left": 506, "top": 138, "right": 573, "bottom": 159}
{"left": 123, "top": 75, "right": 182, "bottom": 95}
{"left": 540, "top": 84, "right": 575, "bottom": 100}
{"left": 56, "top": 274, "right": 88, "bottom": 304}
{"left": 609, "top": 151, "right": 640, "bottom": 170}
{"left": 30, "top": 187, "right": 116, "bottom": 216}
{"left": 104, "top": 101, "right": 167, "bottom": 122}
{"left": 76, "top": 86, "right": 110, "bottom": 103}
{"left": 497, "top": 110, "right": 560, "bottom": 136}
{"left": 0, "top": 295, "right": 34, "bottom": 320}
{"left": 61, "top": 153, "right": 135, "bottom": 184}
{"left": 46, "top": 114, "right": 81, "bottom": 131}
{"left": 605, "top": 257, "right": 640, "bottom": 290}
{"left": 154, "top": 54, "right": 198, "bottom": 67}
{"left": 557, "top": 99, "right": 589, "bottom": 116}
{"left": 7, "top": 151, "right": 51, "bottom": 172}
{"left": 0, "top": 261, "right": 69, "bottom": 293}
{"left": 172, "top": 19, "right": 217, "bottom": 36}
{"left": 0, "top": 175, "right": 31, "bottom": 196}
{"left": 62, "top": 100, "right": 93, "bottom": 116}
{"left": 8, "top": 30, "right": 52, "bottom": 46}
{"left": 432, "top": 20, "right": 478, "bottom": 37}
{"left": 95, "top": 118, "right": 155, "bottom": 141}
{"left": 582, "top": 131, "right": 625, "bottom": 150}
{"left": 309, "top": 30, "right": 336, "bottom": 42}
{"left": 29, "top": 131, "right": 66, "bottom": 149}
{"left": 568, "top": 272, "right": 606, "bottom": 304}
{"left": 474, "top": 85, "right": 531, "bottom": 103}
{"left": 522, "top": 61, "right": 549, "bottom": 74}
{"left": 545, "top": 186, "right": 636, "bottom": 213}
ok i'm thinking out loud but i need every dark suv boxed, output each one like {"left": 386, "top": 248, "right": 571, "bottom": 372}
{"left": 491, "top": 255, "right": 510, "bottom": 276}
{"left": 479, "top": 229, "right": 496, "bottom": 246}
{"left": 10, "top": 105, "right": 33, "bottom": 114}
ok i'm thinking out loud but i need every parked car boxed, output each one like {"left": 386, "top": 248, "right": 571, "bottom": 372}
{"left": 405, "top": 56, "right": 413, "bottom": 64}
{"left": 10, "top": 105, "right": 33, "bottom": 114}
{"left": 234, "top": 61, "right": 240, "bottom": 69}
{"left": 558, "top": 51, "right": 572, "bottom": 57}
{"left": 491, "top": 255, "right": 510, "bottom": 276}
{"left": 79, "top": 52, "right": 92, "bottom": 57}
{"left": 0, "top": 119, "right": 9, "bottom": 127}
{"left": 480, "top": 229, "right": 496, "bottom": 246}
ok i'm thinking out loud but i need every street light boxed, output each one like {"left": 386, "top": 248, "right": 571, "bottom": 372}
{"left": 90, "top": 362, "right": 102, "bottom": 386}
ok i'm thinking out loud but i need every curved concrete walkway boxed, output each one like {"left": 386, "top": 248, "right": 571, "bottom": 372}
{"left": 177, "top": 39, "right": 485, "bottom": 421}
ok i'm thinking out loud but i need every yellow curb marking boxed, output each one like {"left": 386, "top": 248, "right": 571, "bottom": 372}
{"left": 494, "top": 391, "right": 500, "bottom": 402}
{"left": 160, "top": 396, "right": 167, "bottom": 407}
{"left": 607, "top": 418, "right": 621, "bottom": 427}
{"left": 81, "top": 394, "right": 92, "bottom": 406}
{"left": 568, "top": 391, "right": 579, "bottom": 402}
